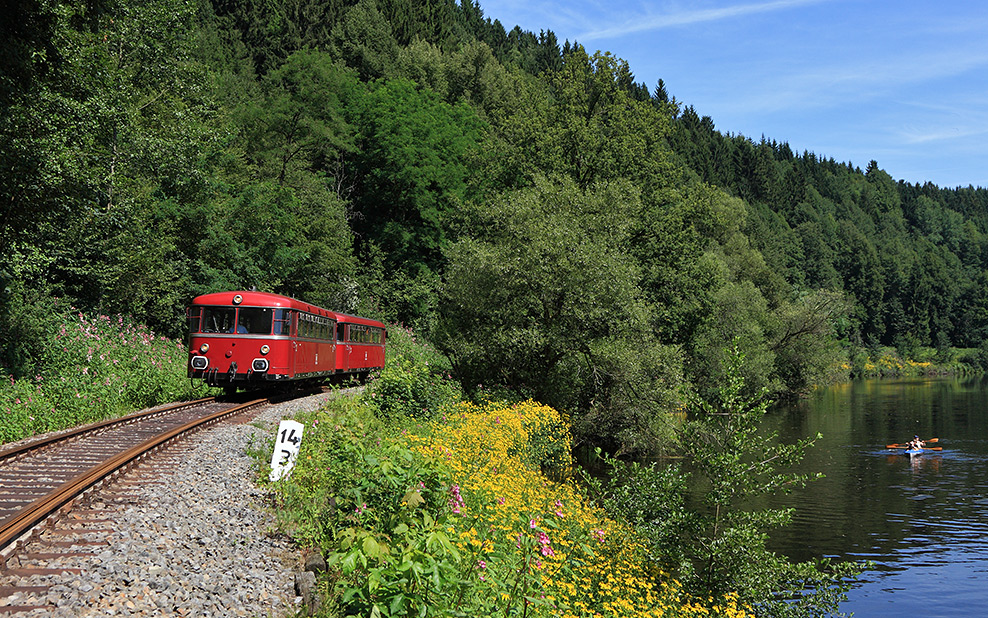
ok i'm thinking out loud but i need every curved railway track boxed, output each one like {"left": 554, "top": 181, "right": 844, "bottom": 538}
{"left": 0, "top": 397, "right": 267, "bottom": 556}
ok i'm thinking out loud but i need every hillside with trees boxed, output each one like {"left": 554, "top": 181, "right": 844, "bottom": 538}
{"left": 4, "top": 0, "right": 988, "bottom": 457}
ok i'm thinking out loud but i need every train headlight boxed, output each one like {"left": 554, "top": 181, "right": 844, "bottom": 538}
{"left": 252, "top": 358, "right": 269, "bottom": 372}
{"left": 233, "top": 294, "right": 243, "bottom": 305}
{"left": 199, "top": 343, "right": 209, "bottom": 354}
{"left": 191, "top": 356, "right": 209, "bottom": 370}
{"left": 260, "top": 344, "right": 270, "bottom": 355}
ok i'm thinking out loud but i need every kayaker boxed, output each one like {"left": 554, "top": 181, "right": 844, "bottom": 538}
{"left": 908, "top": 435, "right": 925, "bottom": 450}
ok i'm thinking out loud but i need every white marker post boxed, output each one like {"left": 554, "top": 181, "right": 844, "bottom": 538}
{"left": 270, "top": 420, "right": 304, "bottom": 482}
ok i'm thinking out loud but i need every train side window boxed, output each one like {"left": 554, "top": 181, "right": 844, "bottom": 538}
{"left": 201, "top": 307, "right": 236, "bottom": 333}
{"left": 238, "top": 307, "right": 273, "bottom": 334}
{"left": 337, "top": 323, "right": 345, "bottom": 342}
{"left": 354, "top": 325, "right": 372, "bottom": 343}
{"left": 274, "top": 309, "right": 292, "bottom": 335}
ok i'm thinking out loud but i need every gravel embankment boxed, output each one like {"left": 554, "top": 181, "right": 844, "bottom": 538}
{"left": 4, "top": 390, "right": 342, "bottom": 617}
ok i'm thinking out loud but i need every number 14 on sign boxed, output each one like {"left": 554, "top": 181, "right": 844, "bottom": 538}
{"left": 270, "top": 420, "right": 304, "bottom": 482}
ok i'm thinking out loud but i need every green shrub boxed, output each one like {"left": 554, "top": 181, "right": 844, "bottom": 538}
{"left": 369, "top": 325, "right": 461, "bottom": 421}
{"left": 266, "top": 399, "right": 462, "bottom": 617}
{"left": 0, "top": 310, "right": 205, "bottom": 444}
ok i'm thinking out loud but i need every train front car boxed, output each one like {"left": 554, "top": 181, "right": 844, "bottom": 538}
{"left": 187, "top": 291, "right": 336, "bottom": 392}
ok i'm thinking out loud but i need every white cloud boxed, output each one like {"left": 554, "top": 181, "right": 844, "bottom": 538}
{"left": 709, "top": 46, "right": 988, "bottom": 116}
{"left": 577, "top": 0, "right": 830, "bottom": 40}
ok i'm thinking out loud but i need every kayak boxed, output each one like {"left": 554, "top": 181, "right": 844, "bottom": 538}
{"left": 904, "top": 448, "right": 924, "bottom": 457}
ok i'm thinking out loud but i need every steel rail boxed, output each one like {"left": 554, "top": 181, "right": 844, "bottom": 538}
{"left": 0, "top": 398, "right": 217, "bottom": 464}
{"left": 0, "top": 398, "right": 265, "bottom": 552}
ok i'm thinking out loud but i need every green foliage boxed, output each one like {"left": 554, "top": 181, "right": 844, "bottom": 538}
{"left": 269, "top": 400, "right": 469, "bottom": 618}
{"left": 680, "top": 343, "right": 860, "bottom": 613}
{"left": 633, "top": 182, "right": 742, "bottom": 346}
{"left": 438, "top": 174, "right": 684, "bottom": 453}
{"left": 268, "top": 371, "right": 757, "bottom": 618}
{"left": 353, "top": 78, "right": 485, "bottom": 266}
{"left": 0, "top": 273, "right": 60, "bottom": 377}
{"left": 6, "top": 0, "right": 988, "bottom": 431}
{"left": 594, "top": 342, "right": 861, "bottom": 616}
{"left": 268, "top": 397, "right": 381, "bottom": 548}
{"left": 585, "top": 451, "right": 691, "bottom": 563}
{"left": 242, "top": 49, "right": 360, "bottom": 187}
{"left": 368, "top": 325, "right": 462, "bottom": 421}
{"left": 0, "top": 309, "right": 205, "bottom": 444}
{"left": 329, "top": 0, "right": 401, "bottom": 80}
{"left": 690, "top": 279, "right": 777, "bottom": 398}
{"left": 769, "top": 290, "right": 853, "bottom": 396}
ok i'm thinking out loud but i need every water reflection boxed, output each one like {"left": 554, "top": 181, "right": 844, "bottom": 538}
{"left": 766, "top": 377, "right": 988, "bottom": 616}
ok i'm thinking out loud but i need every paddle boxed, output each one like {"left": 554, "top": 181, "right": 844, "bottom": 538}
{"left": 886, "top": 437, "right": 939, "bottom": 448}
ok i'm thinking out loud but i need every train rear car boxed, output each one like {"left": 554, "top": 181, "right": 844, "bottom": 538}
{"left": 334, "top": 313, "right": 387, "bottom": 380}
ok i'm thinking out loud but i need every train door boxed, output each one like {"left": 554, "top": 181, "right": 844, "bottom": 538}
{"left": 327, "top": 320, "right": 337, "bottom": 374}
{"left": 336, "top": 322, "right": 349, "bottom": 373}
{"left": 286, "top": 309, "right": 297, "bottom": 378}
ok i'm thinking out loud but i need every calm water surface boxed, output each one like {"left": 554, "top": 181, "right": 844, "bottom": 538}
{"left": 767, "top": 376, "right": 988, "bottom": 616}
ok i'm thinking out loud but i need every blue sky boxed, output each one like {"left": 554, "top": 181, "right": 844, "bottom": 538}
{"left": 477, "top": 0, "right": 988, "bottom": 189}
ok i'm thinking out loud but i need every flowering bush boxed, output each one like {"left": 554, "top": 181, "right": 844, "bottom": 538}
{"left": 851, "top": 346, "right": 959, "bottom": 378}
{"left": 272, "top": 396, "right": 752, "bottom": 618}
{"left": 407, "top": 400, "right": 752, "bottom": 618}
{"left": 0, "top": 310, "right": 205, "bottom": 444}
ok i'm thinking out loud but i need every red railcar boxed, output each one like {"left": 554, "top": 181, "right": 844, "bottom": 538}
{"left": 186, "top": 291, "right": 386, "bottom": 391}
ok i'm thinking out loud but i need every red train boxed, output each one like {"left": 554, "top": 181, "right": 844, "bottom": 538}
{"left": 186, "top": 291, "right": 386, "bottom": 392}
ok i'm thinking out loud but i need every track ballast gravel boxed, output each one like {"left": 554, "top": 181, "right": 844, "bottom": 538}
{"left": 1, "top": 390, "right": 341, "bottom": 617}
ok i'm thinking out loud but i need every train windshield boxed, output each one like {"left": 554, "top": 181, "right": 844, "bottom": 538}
{"left": 187, "top": 307, "right": 201, "bottom": 334}
{"left": 238, "top": 307, "right": 274, "bottom": 334}
{"left": 200, "top": 307, "right": 236, "bottom": 333}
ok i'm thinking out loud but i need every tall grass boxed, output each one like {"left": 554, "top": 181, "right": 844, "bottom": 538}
{"left": 0, "top": 310, "right": 206, "bottom": 444}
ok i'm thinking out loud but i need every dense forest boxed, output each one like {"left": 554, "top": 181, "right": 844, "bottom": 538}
{"left": 4, "top": 0, "right": 988, "bottom": 454}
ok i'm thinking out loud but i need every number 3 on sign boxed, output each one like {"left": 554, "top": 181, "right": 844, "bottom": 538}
{"left": 269, "top": 420, "right": 304, "bottom": 482}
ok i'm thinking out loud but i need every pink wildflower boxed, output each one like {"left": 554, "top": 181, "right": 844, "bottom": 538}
{"left": 537, "top": 531, "right": 555, "bottom": 557}
{"left": 448, "top": 485, "right": 465, "bottom": 515}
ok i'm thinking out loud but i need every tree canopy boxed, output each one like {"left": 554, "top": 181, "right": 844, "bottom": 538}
{"left": 4, "top": 0, "right": 988, "bottom": 437}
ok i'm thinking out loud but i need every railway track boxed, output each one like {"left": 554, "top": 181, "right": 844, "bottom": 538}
{"left": 0, "top": 397, "right": 268, "bottom": 613}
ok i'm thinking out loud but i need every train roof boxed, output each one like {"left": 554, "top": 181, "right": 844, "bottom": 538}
{"left": 191, "top": 291, "right": 386, "bottom": 328}
{"left": 331, "top": 312, "right": 387, "bottom": 328}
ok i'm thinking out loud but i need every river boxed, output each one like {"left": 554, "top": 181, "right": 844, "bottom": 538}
{"left": 765, "top": 376, "right": 988, "bottom": 616}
